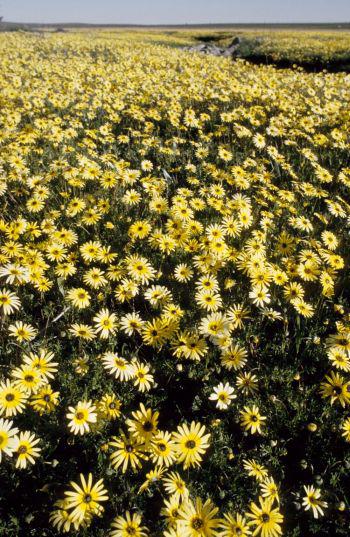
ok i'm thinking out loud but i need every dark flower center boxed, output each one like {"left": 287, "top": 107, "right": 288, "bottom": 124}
{"left": 191, "top": 517, "right": 204, "bottom": 530}
{"left": 143, "top": 421, "right": 153, "bottom": 432}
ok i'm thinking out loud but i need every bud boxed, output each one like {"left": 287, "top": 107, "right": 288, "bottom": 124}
{"left": 224, "top": 278, "right": 235, "bottom": 290}
{"left": 227, "top": 449, "right": 235, "bottom": 460}
{"left": 211, "top": 419, "right": 221, "bottom": 427}
{"left": 338, "top": 502, "right": 346, "bottom": 512}
{"left": 315, "top": 475, "right": 323, "bottom": 485}
{"left": 307, "top": 423, "right": 317, "bottom": 432}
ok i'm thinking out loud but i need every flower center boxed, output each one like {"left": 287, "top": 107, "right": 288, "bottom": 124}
{"left": 185, "top": 440, "right": 196, "bottom": 449}
{"left": 143, "top": 421, "right": 153, "bottom": 432}
{"left": 191, "top": 517, "right": 204, "bottom": 530}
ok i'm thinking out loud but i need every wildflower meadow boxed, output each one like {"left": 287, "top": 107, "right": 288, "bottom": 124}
{"left": 0, "top": 29, "right": 350, "bottom": 537}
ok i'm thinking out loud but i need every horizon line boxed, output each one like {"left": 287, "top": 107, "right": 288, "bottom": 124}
{"left": 2, "top": 20, "right": 350, "bottom": 26}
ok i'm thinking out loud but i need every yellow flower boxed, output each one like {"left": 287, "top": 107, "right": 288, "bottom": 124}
{"left": 69, "top": 323, "right": 96, "bottom": 340}
{"left": 12, "top": 366, "right": 44, "bottom": 395}
{"left": 219, "top": 513, "right": 252, "bottom": 536}
{"left": 177, "top": 497, "right": 221, "bottom": 537}
{"left": 341, "top": 417, "right": 350, "bottom": 442}
{"left": 0, "top": 418, "right": 19, "bottom": 462}
{"left": 240, "top": 406, "right": 266, "bottom": 435}
{"left": 209, "top": 383, "right": 236, "bottom": 410}
{"left": 93, "top": 308, "right": 117, "bottom": 339}
{"left": 320, "top": 371, "right": 350, "bottom": 407}
{"left": 66, "top": 287, "right": 91, "bottom": 309}
{"left": 0, "top": 379, "right": 28, "bottom": 417}
{"left": 66, "top": 400, "right": 97, "bottom": 435}
{"left": 172, "top": 421, "right": 210, "bottom": 469}
{"left": 98, "top": 394, "right": 122, "bottom": 420}
{"left": 109, "top": 432, "right": 148, "bottom": 473}
{"left": 246, "top": 497, "right": 283, "bottom": 537}
{"left": 110, "top": 511, "right": 148, "bottom": 537}
{"left": 8, "top": 321, "right": 37, "bottom": 342}
{"left": 102, "top": 352, "right": 135, "bottom": 381}
{"left": 64, "top": 473, "right": 108, "bottom": 525}
{"left": 30, "top": 385, "right": 59, "bottom": 414}
{"left": 150, "top": 431, "right": 177, "bottom": 467}
{"left": 13, "top": 431, "right": 41, "bottom": 469}
{"left": 302, "top": 485, "right": 328, "bottom": 519}
{"left": 0, "top": 287, "right": 21, "bottom": 315}
{"left": 126, "top": 403, "right": 159, "bottom": 445}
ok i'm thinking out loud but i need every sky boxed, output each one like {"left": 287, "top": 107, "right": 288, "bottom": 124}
{"left": 2, "top": 0, "right": 350, "bottom": 25}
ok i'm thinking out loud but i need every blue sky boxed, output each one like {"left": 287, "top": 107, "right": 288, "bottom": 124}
{"left": 2, "top": 0, "right": 350, "bottom": 24}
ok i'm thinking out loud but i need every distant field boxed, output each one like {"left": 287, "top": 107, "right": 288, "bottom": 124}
{"left": 2, "top": 22, "right": 350, "bottom": 69}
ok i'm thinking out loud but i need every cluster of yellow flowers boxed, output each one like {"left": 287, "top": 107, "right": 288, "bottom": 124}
{"left": 49, "top": 465, "right": 285, "bottom": 536}
{"left": 0, "top": 30, "right": 349, "bottom": 535}
{"left": 244, "top": 30, "right": 350, "bottom": 64}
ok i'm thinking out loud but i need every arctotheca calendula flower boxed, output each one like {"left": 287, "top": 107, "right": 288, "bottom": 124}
{"left": 64, "top": 473, "right": 108, "bottom": 525}
{"left": 172, "top": 421, "right": 210, "bottom": 469}
{"left": 177, "top": 497, "right": 221, "bottom": 537}
{"left": 209, "top": 382, "right": 236, "bottom": 409}
{"left": 66, "top": 400, "right": 97, "bottom": 435}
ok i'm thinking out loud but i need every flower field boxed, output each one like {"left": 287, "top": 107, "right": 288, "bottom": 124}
{"left": 191, "top": 29, "right": 350, "bottom": 68}
{"left": 0, "top": 30, "right": 350, "bottom": 536}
